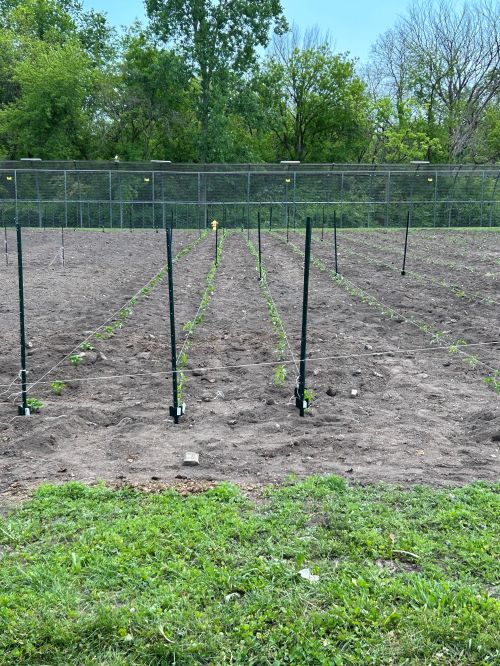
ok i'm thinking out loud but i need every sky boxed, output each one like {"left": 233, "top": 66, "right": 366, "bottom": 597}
{"left": 85, "top": 0, "right": 407, "bottom": 63}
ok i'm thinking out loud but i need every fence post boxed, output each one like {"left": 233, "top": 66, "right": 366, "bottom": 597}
{"left": 333, "top": 209, "right": 338, "bottom": 275}
{"left": 269, "top": 205, "right": 273, "bottom": 231}
{"left": 257, "top": 210, "right": 262, "bottom": 280}
{"left": 16, "top": 222, "right": 29, "bottom": 416}
{"left": 401, "top": 209, "right": 410, "bottom": 275}
{"left": 296, "top": 216, "right": 312, "bottom": 417}
{"left": 166, "top": 226, "right": 182, "bottom": 424}
{"left": 215, "top": 221, "right": 219, "bottom": 266}
{"left": 61, "top": 225, "right": 65, "bottom": 268}
{"left": 321, "top": 206, "right": 325, "bottom": 240}
{"left": 4, "top": 224, "right": 8, "bottom": 266}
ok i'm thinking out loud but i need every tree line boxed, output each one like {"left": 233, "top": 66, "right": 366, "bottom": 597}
{"left": 0, "top": 0, "right": 498, "bottom": 164}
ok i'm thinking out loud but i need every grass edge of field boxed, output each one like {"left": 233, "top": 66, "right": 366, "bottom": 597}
{"left": 0, "top": 476, "right": 498, "bottom": 665}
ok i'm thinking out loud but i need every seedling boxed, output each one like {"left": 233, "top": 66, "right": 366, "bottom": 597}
{"left": 51, "top": 380, "right": 66, "bottom": 396}
{"left": 70, "top": 354, "right": 82, "bottom": 366}
{"left": 80, "top": 342, "right": 94, "bottom": 351}
{"left": 274, "top": 364, "right": 287, "bottom": 387}
{"left": 484, "top": 372, "right": 500, "bottom": 393}
{"left": 304, "top": 388, "right": 315, "bottom": 404}
{"left": 26, "top": 397, "right": 43, "bottom": 413}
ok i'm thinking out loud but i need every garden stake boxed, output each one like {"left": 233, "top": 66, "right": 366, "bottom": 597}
{"left": 258, "top": 211, "right": 262, "bottom": 280}
{"left": 321, "top": 206, "right": 325, "bottom": 240}
{"left": 296, "top": 216, "right": 312, "bottom": 417}
{"left": 4, "top": 224, "right": 8, "bottom": 266}
{"left": 402, "top": 209, "right": 410, "bottom": 276}
{"left": 215, "top": 223, "right": 219, "bottom": 266}
{"left": 61, "top": 225, "right": 65, "bottom": 268}
{"left": 166, "top": 226, "right": 182, "bottom": 424}
{"left": 333, "top": 209, "right": 338, "bottom": 274}
{"left": 16, "top": 222, "right": 28, "bottom": 416}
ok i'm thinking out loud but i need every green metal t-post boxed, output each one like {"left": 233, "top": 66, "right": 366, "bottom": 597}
{"left": 257, "top": 211, "right": 262, "bottom": 280}
{"left": 402, "top": 209, "right": 410, "bottom": 275}
{"left": 16, "top": 222, "right": 28, "bottom": 416}
{"left": 297, "top": 217, "right": 312, "bottom": 417}
{"left": 166, "top": 226, "right": 180, "bottom": 424}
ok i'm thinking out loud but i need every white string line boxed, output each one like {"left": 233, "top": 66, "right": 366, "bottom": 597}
{"left": 0, "top": 235, "right": 203, "bottom": 399}
{"left": 276, "top": 232, "right": 500, "bottom": 376}
{"left": 2, "top": 341, "right": 499, "bottom": 397}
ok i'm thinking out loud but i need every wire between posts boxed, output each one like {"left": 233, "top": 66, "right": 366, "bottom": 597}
{"left": 9, "top": 234, "right": 203, "bottom": 399}
{"left": 3, "top": 340, "right": 499, "bottom": 398}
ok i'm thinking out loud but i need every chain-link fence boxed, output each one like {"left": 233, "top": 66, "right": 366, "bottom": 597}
{"left": 0, "top": 161, "right": 498, "bottom": 229}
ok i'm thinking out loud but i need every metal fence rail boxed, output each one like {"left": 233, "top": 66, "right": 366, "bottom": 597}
{"left": 0, "top": 162, "right": 498, "bottom": 228}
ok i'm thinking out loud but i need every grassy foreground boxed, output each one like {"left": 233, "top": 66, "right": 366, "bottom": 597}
{"left": 0, "top": 478, "right": 498, "bottom": 665}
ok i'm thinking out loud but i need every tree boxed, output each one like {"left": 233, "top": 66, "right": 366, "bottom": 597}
{"left": 0, "top": 39, "right": 97, "bottom": 158}
{"left": 368, "top": 0, "right": 500, "bottom": 162}
{"left": 257, "top": 27, "right": 371, "bottom": 162}
{"left": 145, "top": 0, "right": 287, "bottom": 161}
{"left": 100, "top": 30, "right": 195, "bottom": 161}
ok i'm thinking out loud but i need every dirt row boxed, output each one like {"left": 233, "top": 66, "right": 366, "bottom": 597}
{"left": 1, "top": 229, "right": 498, "bottom": 500}
{"left": 288, "top": 230, "right": 500, "bottom": 370}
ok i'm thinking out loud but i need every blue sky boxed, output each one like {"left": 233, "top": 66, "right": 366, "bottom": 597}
{"left": 85, "top": 0, "right": 407, "bottom": 63}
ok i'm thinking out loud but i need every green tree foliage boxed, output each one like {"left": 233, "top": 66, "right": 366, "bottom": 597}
{"left": 144, "top": 0, "right": 288, "bottom": 160}
{"left": 257, "top": 28, "right": 371, "bottom": 162}
{"left": 0, "top": 39, "right": 97, "bottom": 158}
{"left": 0, "top": 0, "right": 497, "bottom": 164}
{"left": 98, "top": 30, "right": 194, "bottom": 161}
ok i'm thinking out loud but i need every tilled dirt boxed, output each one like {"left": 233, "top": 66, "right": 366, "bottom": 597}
{"left": 0, "top": 228, "right": 498, "bottom": 504}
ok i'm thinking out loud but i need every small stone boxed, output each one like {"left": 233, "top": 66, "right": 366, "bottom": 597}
{"left": 228, "top": 419, "right": 237, "bottom": 426}
{"left": 350, "top": 389, "right": 359, "bottom": 398}
{"left": 345, "top": 467, "right": 354, "bottom": 473}
{"left": 192, "top": 369, "right": 205, "bottom": 377}
{"left": 336, "top": 434, "right": 345, "bottom": 441}
{"left": 98, "top": 352, "right": 107, "bottom": 361}
{"left": 373, "top": 371, "right": 383, "bottom": 378}
{"left": 136, "top": 351, "right": 151, "bottom": 360}
{"left": 352, "top": 369, "right": 362, "bottom": 376}
{"left": 364, "top": 344, "right": 373, "bottom": 351}
{"left": 491, "top": 432, "right": 500, "bottom": 443}
{"left": 183, "top": 451, "right": 199, "bottom": 466}
{"left": 443, "top": 361, "right": 451, "bottom": 367}
{"left": 326, "top": 387, "right": 337, "bottom": 397}
{"left": 202, "top": 396, "right": 212, "bottom": 402}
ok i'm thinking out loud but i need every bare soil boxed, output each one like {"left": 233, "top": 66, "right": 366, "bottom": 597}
{"left": 0, "top": 227, "right": 499, "bottom": 504}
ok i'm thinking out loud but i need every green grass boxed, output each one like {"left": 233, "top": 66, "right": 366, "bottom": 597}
{"left": 0, "top": 478, "right": 498, "bottom": 665}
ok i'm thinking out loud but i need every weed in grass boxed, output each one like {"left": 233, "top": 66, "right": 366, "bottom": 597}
{"left": 50, "top": 380, "right": 65, "bottom": 396}
{"left": 0, "top": 479, "right": 498, "bottom": 665}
